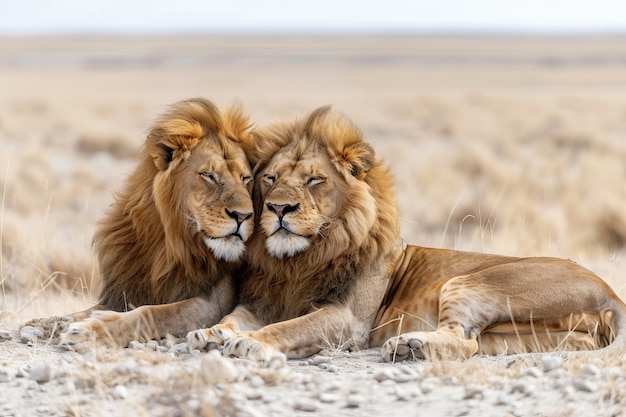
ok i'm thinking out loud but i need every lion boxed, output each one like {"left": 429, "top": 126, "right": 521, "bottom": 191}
{"left": 25, "top": 98, "right": 255, "bottom": 349}
{"left": 186, "top": 105, "right": 626, "bottom": 365}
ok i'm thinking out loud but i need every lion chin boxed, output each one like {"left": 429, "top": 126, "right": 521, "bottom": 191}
{"left": 265, "top": 232, "right": 310, "bottom": 259}
{"left": 204, "top": 236, "right": 246, "bottom": 262}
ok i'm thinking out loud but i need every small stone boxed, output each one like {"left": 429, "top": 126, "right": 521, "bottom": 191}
{"left": 346, "top": 394, "right": 364, "bottom": 408}
{"left": 464, "top": 384, "right": 484, "bottom": 400}
{"left": 19, "top": 326, "right": 43, "bottom": 344}
{"left": 0, "top": 327, "right": 11, "bottom": 341}
{"left": 307, "top": 355, "right": 331, "bottom": 366}
{"left": 395, "top": 386, "right": 420, "bottom": 401}
{"left": 0, "top": 366, "right": 16, "bottom": 382}
{"left": 573, "top": 380, "right": 597, "bottom": 393}
{"left": 170, "top": 342, "right": 190, "bottom": 354}
{"left": 510, "top": 378, "right": 534, "bottom": 396}
{"left": 129, "top": 341, "right": 145, "bottom": 350}
{"left": 542, "top": 356, "right": 563, "bottom": 373}
{"left": 318, "top": 392, "right": 339, "bottom": 403}
{"left": 374, "top": 366, "right": 419, "bottom": 383}
{"left": 578, "top": 364, "right": 601, "bottom": 379}
{"left": 420, "top": 381, "right": 435, "bottom": 394}
{"left": 293, "top": 398, "right": 319, "bottom": 412}
{"left": 57, "top": 379, "right": 76, "bottom": 395}
{"left": 200, "top": 351, "right": 241, "bottom": 384}
{"left": 186, "top": 399, "right": 200, "bottom": 413}
{"left": 146, "top": 340, "right": 159, "bottom": 351}
{"left": 373, "top": 368, "right": 395, "bottom": 382}
{"left": 113, "top": 385, "right": 129, "bottom": 399}
{"left": 522, "top": 368, "right": 542, "bottom": 378}
{"left": 327, "top": 365, "right": 339, "bottom": 373}
{"left": 15, "top": 367, "right": 28, "bottom": 378}
{"left": 249, "top": 375, "right": 264, "bottom": 388}
{"left": 115, "top": 358, "right": 137, "bottom": 374}
{"left": 394, "top": 365, "right": 419, "bottom": 382}
{"left": 161, "top": 339, "right": 175, "bottom": 349}
{"left": 494, "top": 393, "right": 510, "bottom": 406}
{"left": 246, "top": 389, "right": 262, "bottom": 400}
{"left": 28, "top": 364, "right": 53, "bottom": 383}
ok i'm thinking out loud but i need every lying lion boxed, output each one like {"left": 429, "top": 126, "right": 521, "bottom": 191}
{"left": 187, "top": 106, "right": 626, "bottom": 364}
{"left": 26, "top": 98, "right": 255, "bottom": 348}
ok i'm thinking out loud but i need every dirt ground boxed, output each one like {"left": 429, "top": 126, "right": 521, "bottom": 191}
{"left": 1, "top": 35, "right": 626, "bottom": 416}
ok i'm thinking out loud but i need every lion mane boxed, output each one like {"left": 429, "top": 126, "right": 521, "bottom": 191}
{"left": 242, "top": 106, "right": 403, "bottom": 326}
{"left": 95, "top": 98, "right": 253, "bottom": 312}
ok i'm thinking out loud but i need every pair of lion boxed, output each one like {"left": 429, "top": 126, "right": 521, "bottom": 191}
{"left": 28, "top": 98, "right": 626, "bottom": 364}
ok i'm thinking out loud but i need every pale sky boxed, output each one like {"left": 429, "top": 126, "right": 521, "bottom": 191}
{"left": 1, "top": 0, "right": 625, "bottom": 35}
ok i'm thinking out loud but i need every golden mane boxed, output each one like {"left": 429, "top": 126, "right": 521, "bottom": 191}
{"left": 95, "top": 98, "right": 252, "bottom": 311}
{"left": 243, "top": 107, "right": 402, "bottom": 323}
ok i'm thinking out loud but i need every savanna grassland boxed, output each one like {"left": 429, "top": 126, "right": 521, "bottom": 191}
{"left": 1, "top": 36, "right": 626, "bottom": 416}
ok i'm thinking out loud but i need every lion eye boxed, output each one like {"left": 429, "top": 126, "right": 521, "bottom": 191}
{"left": 263, "top": 174, "right": 276, "bottom": 186}
{"left": 307, "top": 177, "right": 326, "bottom": 187}
{"left": 242, "top": 175, "right": 253, "bottom": 186}
{"left": 201, "top": 172, "right": 218, "bottom": 184}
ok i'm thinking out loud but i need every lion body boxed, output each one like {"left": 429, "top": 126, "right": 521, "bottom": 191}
{"left": 372, "top": 245, "right": 624, "bottom": 360}
{"left": 188, "top": 106, "right": 626, "bottom": 364}
{"left": 28, "top": 98, "right": 255, "bottom": 348}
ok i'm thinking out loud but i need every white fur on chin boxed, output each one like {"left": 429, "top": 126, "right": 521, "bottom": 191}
{"left": 205, "top": 237, "right": 245, "bottom": 262}
{"left": 265, "top": 234, "right": 310, "bottom": 259}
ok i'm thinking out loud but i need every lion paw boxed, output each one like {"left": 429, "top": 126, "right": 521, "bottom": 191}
{"left": 21, "top": 315, "right": 76, "bottom": 344}
{"left": 186, "top": 323, "right": 237, "bottom": 351}
{"left": 58, "top": 311, "right": 127, "bottom": 351}
{"left": 382, "top": 331, "right": 478, "bottom": 362}
{"left": 382, "top": 334, "right": 427, "bottom": 363}
{"left": 222, "top": 333, "right": 286, "bottom": 367}
{"left": 58, "top": 321, "right": 95, "bottom": 352}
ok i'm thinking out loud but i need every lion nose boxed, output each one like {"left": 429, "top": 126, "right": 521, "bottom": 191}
{"left": 266, "top": 202, "right": 299, "bottom": 220}
{"left": 225, "top": 209, "right": 252, "bottom": 225}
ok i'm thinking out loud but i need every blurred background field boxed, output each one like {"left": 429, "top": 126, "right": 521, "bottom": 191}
{"left": 1, "top": 34, "right": 626, "bottom": 323}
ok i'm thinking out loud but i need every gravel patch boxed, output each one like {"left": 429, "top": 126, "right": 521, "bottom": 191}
{"left": 1, "top": 325, "right": 626, "bottom": 416}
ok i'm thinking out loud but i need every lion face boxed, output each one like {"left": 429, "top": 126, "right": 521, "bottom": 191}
{"left": 147, "top": 99, "right": 254, "bottom": 263}
{"left": 259, "top": 141, "right": 347, "bottom": 258}
{"left": 185, "top": 139, "right": 254, "bottom": 262}
{"left": 254, "top": 108, "right": 379, "bottom": 260}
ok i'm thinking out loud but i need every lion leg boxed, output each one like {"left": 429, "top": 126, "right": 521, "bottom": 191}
{"left": 60, "top": 297, "right": 223, "bottom": 350}
{"left": 382, "top": 274, "right": 508, "bottom": 362}
{"left": 477, "top": 311, "right": 614, "bottom": 355}
{"left": 186, "top": 305, "right": 266, "bottom": 351}
{"left": 382, "top": 260, "right": 619, "bottom": 362}
{"left": 21, "top": 304, "right": 107, "bottom": 343}
{"left": 215, "top": 305, "right": 360, "bottom": 366}
{"left": 382, "top": 327, "right": 479, "bottom": 362}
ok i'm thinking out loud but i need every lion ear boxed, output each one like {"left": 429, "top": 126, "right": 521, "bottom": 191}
{"left": 339, "top": 141, "right": 375, "bottom": 178}
{"left": 146, "top": 117, "right": 204, "bottom": 171}
{"left": 147, "top": 141, "right": 174, "bottom": 171}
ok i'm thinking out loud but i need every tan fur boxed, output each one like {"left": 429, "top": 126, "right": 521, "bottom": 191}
{"left": 187, "top": 106, "right": 626, "bottom": 364}
{"left": 373, "top": 246, "right": 626, "bottom": 361}
{"left": 26, "top": 98, "right": 255, "bottom": 348}
{"left": 186, "top": 106, "right": 403, "bottom": 362}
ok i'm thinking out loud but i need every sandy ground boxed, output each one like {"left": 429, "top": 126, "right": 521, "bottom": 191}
{"left": 2, "top": 35, "right": 626, "bottom": 416}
